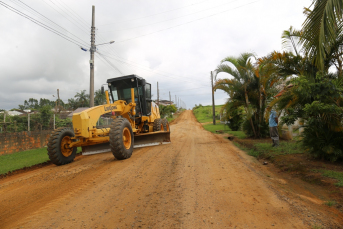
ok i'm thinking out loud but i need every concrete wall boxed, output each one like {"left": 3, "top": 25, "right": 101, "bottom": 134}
{"left": 0, "top": 130, "right": 51, "bottom": 155}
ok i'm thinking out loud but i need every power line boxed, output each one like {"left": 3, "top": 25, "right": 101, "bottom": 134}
{"left": 39, "top": 0, "right": 90, "bottom": 36}
{"left": 95, "top": 52, "right": 121, "bottom": 75}
{"left": 100, "top": 0, "right": 241, "bottom": 33}
{"left": 160, "top": 86, "right": 210, "bottom": 93}
{"left": 96, "top": 48, "right": 209, "bottom": 80}
{"left": 116, "top": 0, "right": 262, "bottom": 43}
{"left": 97, "top": 52, "right": 123, "bottom": 75}
{"left": 96, "top": 51, "right": 209, "bottom": 87}
{"left": 98, "top": 0, "right": 213, "bottom": 27}
{"left": 0, "top": 1, "right": 86, "bottom": 47}
{"left": 8, "top": 0, "right": 90, "bottom": 47}
{"left": 53, "top": 0, "right": 90, "bottom": 29}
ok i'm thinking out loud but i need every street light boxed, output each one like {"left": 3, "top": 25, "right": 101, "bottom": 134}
{"left": 81, "top": 39, "right": 114, "bottom": 107}
{"left": 96, "top": 41, "right": 115, "bottom": 46}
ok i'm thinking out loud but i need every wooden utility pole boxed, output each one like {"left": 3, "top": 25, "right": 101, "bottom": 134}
{"left": 28, "top": 112, "right": 30, "bottom": 132}
{"left": 169, "top": 91, "right": 171, "bottom": 104}
{"left": 157, "top": 82, "right": 159, "bottom": 105}
{"left": 89, "top": 5, "right": 95, "bottom": 107}
{"left": 211, "top": 71, "right": 216, "bottom": 125}
{"left": 57, "top": 89, "right": 60, "bottom": 112}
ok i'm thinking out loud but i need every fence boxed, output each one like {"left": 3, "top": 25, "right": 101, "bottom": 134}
{"left": 0, "top": 130, "right": 51, "bottom": 155}
{"left": 0, "top": 113, "right": 72, "bottom": 133}
{"left": 0, "top": 114, "right": 114, "bottom": 155}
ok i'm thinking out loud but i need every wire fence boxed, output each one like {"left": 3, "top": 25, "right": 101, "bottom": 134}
{"left": 0, "top": 112, "right": 115, "bottom": 133}
{"left": 0, "top": 113, "right": 72, "bottom": 133}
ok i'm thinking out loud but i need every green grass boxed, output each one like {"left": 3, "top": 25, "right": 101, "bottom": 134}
{"left": 233, "top": 142, "right": 249, "bottom": 151}
{"left": 253, "top": 142, "right": 303, "bottom": 156}
{"left": 0, "top": 147, "right": 82, "bottom": 175}
{"left": 203, "top": 123, "right": 229, "bottom": 132}
{"left": 193, "top": 105, "right": 222, "bottom": 123}
{"left": 235, "top": 141, "right": 303, "bottom": 159}
{"left": 203, "top": 123, "right": 246, "bottom": 139}
{"left": 324, "top": 200, "right": 337, "bottom": 207}
{"left": 316, "top": 170, "right": 343, "bottom": 187}
{"left": 166, "top": 113, "right": 179, "bottom": 123}
{"left": 227, "top": 130, "right": 246, "bottom": 139}
{"left": 312, "top": 224, "right": 323, "bottom": 229}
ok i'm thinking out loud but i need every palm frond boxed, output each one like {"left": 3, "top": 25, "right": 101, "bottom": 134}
{"left": 301, "top": 0, "right": 343, "bottom": 70}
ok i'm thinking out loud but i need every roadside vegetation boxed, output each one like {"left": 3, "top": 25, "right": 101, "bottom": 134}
{"left": 159, "top": 104, "right": 177, "bottom": 122}
{"left": 213, "top": 1, "right": 343, "bottom": 162}
{"left": 194, "top": 108, "right": 343, "bottom": 212}
{"left": 193, "top": 0, "right": 343, "bottom": 207}
{"left": 0, "top": 147, "right": 82, "bottom": 175}
{"left": 192, "top": 104, "right": 222, "bottom": 123}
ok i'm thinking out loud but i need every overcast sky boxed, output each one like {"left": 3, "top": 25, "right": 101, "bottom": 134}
{"left": 0, "top": 0, "right": 310, "bottom": 110}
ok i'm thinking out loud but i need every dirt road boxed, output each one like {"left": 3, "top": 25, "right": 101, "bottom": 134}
{"left": 0, "top": 111, "right": 342, "bottom": 228}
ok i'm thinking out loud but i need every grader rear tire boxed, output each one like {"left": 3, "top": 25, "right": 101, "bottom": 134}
{"left": 109, "top": 118, "right": 134, "bottom": 160}
{"left": 47, "top": 127, "right": 77, "bottom": 166}
{"left": 153, "top": 118, "right": 163, "bottom": 131}
{"left": 162, "top": 119, "right": 170, "bottom": 132}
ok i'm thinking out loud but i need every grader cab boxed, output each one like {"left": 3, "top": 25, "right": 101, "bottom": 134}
{"left": 47, "top": 75, "right": 171, "bottom": 165}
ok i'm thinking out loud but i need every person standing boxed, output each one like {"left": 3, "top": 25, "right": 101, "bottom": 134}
{"left": 269, "top": 109, "right": 279, "bottom": 147}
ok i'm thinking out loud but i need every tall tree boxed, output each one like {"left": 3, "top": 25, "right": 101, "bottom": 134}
{"left": 94, "top": 89, "right": 106, "bottom": 106}
{"left": 75, "top": 90, "right": 89, "bottom": 107}
{"left": 301, "top": 0, "right": 343, "bottom": 71}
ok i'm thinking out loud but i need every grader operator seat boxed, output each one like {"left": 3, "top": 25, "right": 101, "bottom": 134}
{"left": 107, "top": 75, "right": 152, "bottom": 118}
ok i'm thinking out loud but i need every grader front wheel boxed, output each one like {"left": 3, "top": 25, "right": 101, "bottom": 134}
{"left": 109, "top": 118, "right": 134, "bottom": 160}
{"left": 47, "top": 127, "right": 77, "bottom": 166}
{"left": 162, "top": 119, "right": 170, "bottom": 132}
{"left": 153, "top": 118, "right": 163, "bottom": 131}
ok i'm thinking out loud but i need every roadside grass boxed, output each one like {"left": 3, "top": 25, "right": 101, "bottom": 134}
{"left": 193, "top": 105, "right": 222, "bottom": 123}
{"left": 166, "top": 112, "right": 180, "bottom": 123}
{"left": 324, "top": 200, "right": 337, "bottom": 207}
{"left": 314, "top": 170, "right": 343, "bottom": 187}
{"left": 203, "top": 123, "right": 246, "bottom": 139}
{"left": 0, "top": 147, "right": 82, "bottom": 175}
{"left": 247, "top": 142, "right": 304, "bottom": 158}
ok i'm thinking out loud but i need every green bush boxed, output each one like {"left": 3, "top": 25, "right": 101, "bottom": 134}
{"left": 242, "top": 116, "right": 269, "bottom": 138}
{"left": 223, "top": 103, "right": 244, "bottom": 131}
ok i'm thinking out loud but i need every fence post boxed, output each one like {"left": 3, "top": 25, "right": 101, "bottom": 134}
{"left": 28, "top": 113, "right": 30, "bottom": 132}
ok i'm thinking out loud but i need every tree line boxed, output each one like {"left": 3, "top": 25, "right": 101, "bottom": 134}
{"left": 16, "top": 89, "right": 106, "bottom": 111}
{"left": 215, "top": 0, "right": 343, "bottom": 161}
{"left": 0, "top": 89, "right": 106, "bottom": 132}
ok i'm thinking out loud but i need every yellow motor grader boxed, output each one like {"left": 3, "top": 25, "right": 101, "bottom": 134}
{"left": 47, "top": 75, "right": 171, "bottom": 165}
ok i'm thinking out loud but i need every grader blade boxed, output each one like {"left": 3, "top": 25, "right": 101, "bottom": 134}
{"left": 82, "top": 143, "right": 111, "bottom": 156}
{"left": 81, "top": 131, "right": 171, "bottom": 156}
{"left": 133, "top": 131, "right": 171, "bottom": 148}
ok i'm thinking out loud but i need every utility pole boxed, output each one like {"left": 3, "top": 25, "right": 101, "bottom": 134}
{"left": 169, "top": 91, "right": 171, "bottom": 104}
{"left": 211, "top": 71, "right": 216, "bottom": 125}
{"left": 28, "top": 112, "right": 30, "bottom": 132}
{"left": 89, "top": 5, "right": 95, "bottom": 107}
{"left": 157, "top": 82, "right": 159, "bottom": 105}
{"left": 57, "top": 89, "right": 60, "bottom": 112}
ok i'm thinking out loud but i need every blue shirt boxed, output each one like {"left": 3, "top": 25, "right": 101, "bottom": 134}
{"left": 269, "top": 110, "right": 278, "bottom": 127}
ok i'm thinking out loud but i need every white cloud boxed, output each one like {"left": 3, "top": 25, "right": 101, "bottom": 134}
{"left": 0, "top": 0, "right": 309, "bottom": 110}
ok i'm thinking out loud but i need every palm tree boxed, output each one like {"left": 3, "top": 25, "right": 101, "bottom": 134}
{"left": 94, "top": 89, "right": 106, "bottom": 106}
{"left": 67, "top": 98, "right": 78, "bottom": 110}
{"left": 215, "top": 53, "right": 263, "bottom": 137}
{"left": 301, "top": 0, "right": 343, "bottom": 71}
{"left": 75, "top": 90, "right": 89, "bottom": 107}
